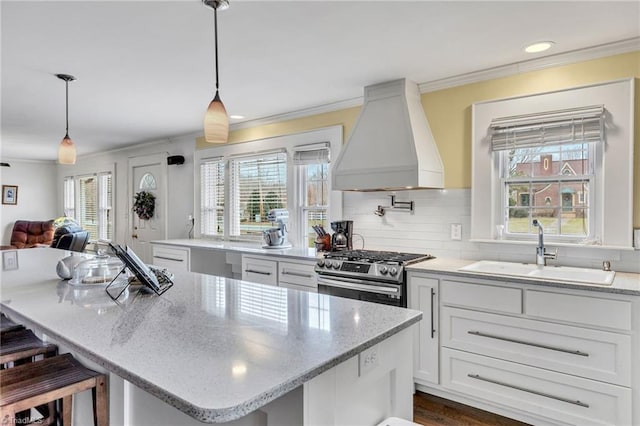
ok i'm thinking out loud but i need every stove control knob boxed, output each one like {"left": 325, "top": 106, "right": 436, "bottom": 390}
{"left": 380, "top": 266, "right": 388, "bottom": 275}
{"left": 389, "top": 267, "right": 398, "bottom": 276}
{"left": 316, "top": 259, "right": 325, "bottom": 268}
{"left": 333, "top": 261, "right": 341, "bottom": 269}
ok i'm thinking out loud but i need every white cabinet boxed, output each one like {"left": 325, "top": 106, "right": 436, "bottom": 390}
{"left": 241, "top": 255, "right": 278, "bottom": 286}
{"left": 441, "top": 348, "right": 632, "bottom": 426}
{"left": 407, "top": 273, "right": 439, "bottom": 385}
{"left": 241, "top": 255, "right": 318, "bottom": 291}
{"left": 151, "top": 245, "right": 190, "bottom": 272}
{"left": 425, "top": 275, "right": 636, "bottom": 426}
{"left": 278, "top": 260, "right": 317, "bottom": 292}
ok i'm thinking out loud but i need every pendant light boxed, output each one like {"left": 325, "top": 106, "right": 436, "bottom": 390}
{"left": 203, "top": 0, "right": 230, "bottom": 144}
{"left": 56, "top": 73, "right": 77, "bottom": 164}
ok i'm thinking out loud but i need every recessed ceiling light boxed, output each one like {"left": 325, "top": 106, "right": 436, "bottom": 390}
{"left": 229, "top": 115, "right": 244, "bottom": 120}
{"left": 524, "top": 41, "right": 555, "bottom": 53}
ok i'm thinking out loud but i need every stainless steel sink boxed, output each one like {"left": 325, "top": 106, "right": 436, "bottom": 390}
{"left": 459, "top": 260, "right": 615, "bottom": 286}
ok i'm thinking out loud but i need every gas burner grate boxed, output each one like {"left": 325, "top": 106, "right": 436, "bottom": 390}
{"left": 324, "top": 250, "right": 434, "bottom": 265}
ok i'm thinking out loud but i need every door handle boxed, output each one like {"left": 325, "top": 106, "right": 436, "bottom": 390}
{"left": 132, "top": 234, "right": 138, "bottom": 239}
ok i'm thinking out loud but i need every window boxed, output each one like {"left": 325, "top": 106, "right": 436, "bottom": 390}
{"left": 63, "top": 172, "right": 113, "bottom": 241}
{"left": 494, "top": 105, "right": 601, "bottom": 241}
{"left": 294, "top": 143, "right": 330, "bottom": 247}
{"left": 200, "top": 157, "right": 225, "bottom": 237}
{"left": 501, "top": 143, "right": 594, "bottom": 239}
{"left": 229, "top": 150, "right": 287, "bottom": 238}
{"left": 471, "top": 79, "right": 634, "bottom": 247}
{"left": 195, "top": 126, "right": 342, "bottom": 247}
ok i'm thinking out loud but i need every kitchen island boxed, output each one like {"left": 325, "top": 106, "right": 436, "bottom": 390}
{"left": 0, "top": 248, "right": 421, "bottom": 426}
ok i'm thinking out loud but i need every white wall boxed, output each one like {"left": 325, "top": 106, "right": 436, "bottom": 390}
{"left": 343, "top": 189, "right": 640, "bottom": 273}
{"left": 55, "top": 134, "right": 195, "bottom": 246}
{"left": 0, "top": 160, "right": 59, "bottom": 245}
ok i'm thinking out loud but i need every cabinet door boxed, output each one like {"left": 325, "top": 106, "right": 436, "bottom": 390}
{"left": 408, "top": 273, "right": 439, "bottom": 385}
{"left": 241, "top": 255, "right": 278, "bottom": 286}
{"left": 151, "top": 245, "right": 190, "bottom": 272}
{"left": 278, "top": 260, "right": 317, "bottom": 291}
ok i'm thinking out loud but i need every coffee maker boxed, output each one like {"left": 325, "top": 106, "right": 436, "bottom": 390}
{"left": 330, "top": 220, "right": 353, "bottom": 251}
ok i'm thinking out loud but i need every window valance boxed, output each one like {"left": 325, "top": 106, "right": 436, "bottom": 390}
{"left": 490, "top": 105, "right": 604, "bottom": 151}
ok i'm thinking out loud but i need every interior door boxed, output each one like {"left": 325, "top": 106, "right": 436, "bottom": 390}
{"left": 128, "top": 153, "right": 168, "bottom": 264}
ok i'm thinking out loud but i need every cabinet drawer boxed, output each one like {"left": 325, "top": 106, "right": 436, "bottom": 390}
{"left": 152, "top": 246, "right": 190, "bottom": 271}
{"left": 278, "top": 281, "right": 317, "bottom": 293}
{"left": 241, "top": 256, "right": 278, "bottom": 286}
{"left": 441, "top": 280, "right": 522, "bottom": 314}
{"left": 278, "top": 261, "right": 317, "bottom": 289}
{"left": 525, "top": 290, "right": 632, "bottom": 331}
{"left": 441, "top": 307, "right": 631, "bottom": 386}
{"left": 442, "top": 348, "right": 632, "bottom": 426}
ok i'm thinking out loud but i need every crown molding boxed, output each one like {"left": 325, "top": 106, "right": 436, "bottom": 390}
{"left": 419, "top": 37, "right": 640, "bottom": 93}
{"left": 230, "top": 97, "right": 363, "bottom": 131}
{"left": 231, "top": 38, "right": 639, "bottom": 133}
{"left": 0, "top": 158, "right": 57, "bottom": 165}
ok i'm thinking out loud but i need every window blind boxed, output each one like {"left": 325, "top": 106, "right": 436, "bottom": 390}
{"left": 78, "top": 176, "right": 98, "bottom": 240}
{"left": 229, "top": 150, "right": 287, "bottom": 237}
{"left": 98, "top": 172, "right": 113, "bottom": 240}
{"left": 491, "top": 105, "right": 604, "bottom": 151}
{"left": 200, "top": 157, "right": 225, "bottom": 237}
{"left": 63, "top": 176, "right": 75, "bottom": 219}
{"left": 293, "top": 142, "right": 330, "bottom": 165}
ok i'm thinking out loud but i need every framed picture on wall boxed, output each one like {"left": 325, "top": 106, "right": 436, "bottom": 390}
{"left": 2, "top": 250, "right": 18, "bottom": 271}
{"left": 2, "top": 185, "right": 18, "bottom": 205}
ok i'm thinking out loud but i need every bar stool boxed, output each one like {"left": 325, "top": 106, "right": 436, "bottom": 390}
{"left": 1, "top": 328, "right": 59, "bottom": 424}
{"left": 0, "top": 313, "right": 24, "bottom": 335}
{"left": 0, "top": 328, "right": 57, "bottom": 366}
{"left": 0, "top": 353, "right": 108, "bottom": 426}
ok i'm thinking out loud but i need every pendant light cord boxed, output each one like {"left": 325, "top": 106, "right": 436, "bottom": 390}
{"left": 214, "top": 7, "right": 219, "bottom": 92}
{"left": 65, "top": 79, "right": 70, "bottom": 137}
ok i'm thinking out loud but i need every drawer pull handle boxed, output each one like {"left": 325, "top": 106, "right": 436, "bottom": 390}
{"left": 430, "top": 288, "right": 436, "bottom": 338}
{"left": 467, "top": 331, "right": 589, "bottom": 357}
{"left": 245, "top": 269, "right": 272, "bottom": 276}
{"left": 282, "top": 270, "right": 313, "bottom": 278}
{"left": 467, "top": 374, "right": 589, "bottom": 408}
{"left": 153, "top": 256, "right": 184, "bottom": 262}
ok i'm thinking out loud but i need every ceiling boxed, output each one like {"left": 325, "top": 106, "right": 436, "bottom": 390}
{"left": 2, "top": 1, "right": 639, "bottom": 162}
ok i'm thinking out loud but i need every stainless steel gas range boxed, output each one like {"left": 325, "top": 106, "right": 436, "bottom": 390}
{"left": 315, "top": 250, "right": 435, "bottom": 307}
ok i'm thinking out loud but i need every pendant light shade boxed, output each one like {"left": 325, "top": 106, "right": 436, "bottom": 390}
{"left": 203, "top": 0, "right": 230, "bottom": 144}
{"left": 205, "top": 91, "right": 229, "bottom": 144}
{"left": 58, "top": 135, "right": 76, "bottom": 164}
{"left": 56, "top": 74, "right": 77, "bottom": 164}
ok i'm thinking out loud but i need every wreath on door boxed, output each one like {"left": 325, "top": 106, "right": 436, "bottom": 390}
{"left": 133, "top": 191, "right": 156, "bottom": 220}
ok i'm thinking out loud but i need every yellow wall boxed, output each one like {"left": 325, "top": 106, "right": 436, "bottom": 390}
{"left": 197, "top": 51, "right": 640, "bottom": 226}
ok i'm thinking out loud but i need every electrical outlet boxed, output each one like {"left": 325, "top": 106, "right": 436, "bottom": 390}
{"left": 450, "top": 223, "right": 462, "bottom": 241}
{"left": 358, "top": 345, "right": 379, "bottom": 377}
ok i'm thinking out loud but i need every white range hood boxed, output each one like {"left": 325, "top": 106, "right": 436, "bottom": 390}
{"left": 332, "top": 79, "right": 444, "bottom": 191}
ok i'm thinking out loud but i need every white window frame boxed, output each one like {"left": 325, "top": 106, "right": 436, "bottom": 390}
{"left": 498, "top": 143, "right": 597, "bottom": 243}
{"left": 63, "top": 170, "right": 114, "bottom": 242}
{"left": 471, "top": 79, "right": 634, "bottom": 248}
{"left": 294, "top": 143, "right": 331, "bottom": 248}
{"left": 194, "top": 126, "right": 342, "bottom": 247}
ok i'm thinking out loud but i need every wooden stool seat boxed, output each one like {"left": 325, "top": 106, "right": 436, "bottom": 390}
{"left": 0, "top": 329, "right": 57, "bottom": 365}
{"left": 0, "top": 314, "right": 24, "bottom": 335}
{"left": 0, "top": 353, "right": 108, "bottom": 426}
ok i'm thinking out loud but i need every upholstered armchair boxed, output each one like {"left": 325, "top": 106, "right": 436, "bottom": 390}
{"left": 1, "top": 220, "right": 55, "bottom": 250}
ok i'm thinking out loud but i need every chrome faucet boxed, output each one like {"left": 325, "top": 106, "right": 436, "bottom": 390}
{"left": 532, "top": 219, "right": 557, "bottom": 266}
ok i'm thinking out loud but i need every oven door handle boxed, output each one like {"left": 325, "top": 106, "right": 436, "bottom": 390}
{"left": 317, "top": 276, "right": 400, "bottom": 296}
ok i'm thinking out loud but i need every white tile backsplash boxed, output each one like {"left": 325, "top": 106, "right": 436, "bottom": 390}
{"left": 343, "top": 189, "right": 640, "bottom": 273}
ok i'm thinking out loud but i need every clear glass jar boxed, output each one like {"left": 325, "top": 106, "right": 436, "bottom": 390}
{"left": 70, "top": 251, "right": 123, "bottom": 286}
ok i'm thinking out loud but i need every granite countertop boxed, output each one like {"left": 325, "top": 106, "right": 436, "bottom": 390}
{"left": 407, "top": 257, "right": 640, "bottom": 296}
{"left": 151, "top": 239, "right": 319, "bottom": 261}
{"left": 0, "top": 248, "right": 421, "bottom": 423}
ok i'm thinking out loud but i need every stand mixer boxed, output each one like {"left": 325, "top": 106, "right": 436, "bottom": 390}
{"left": 262, "top": 209, "right": 292, "bottom": 249}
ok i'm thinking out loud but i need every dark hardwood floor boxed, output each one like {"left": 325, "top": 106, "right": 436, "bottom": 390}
{"left": 413, "top": 392, "right": 531, "bottom": 426}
